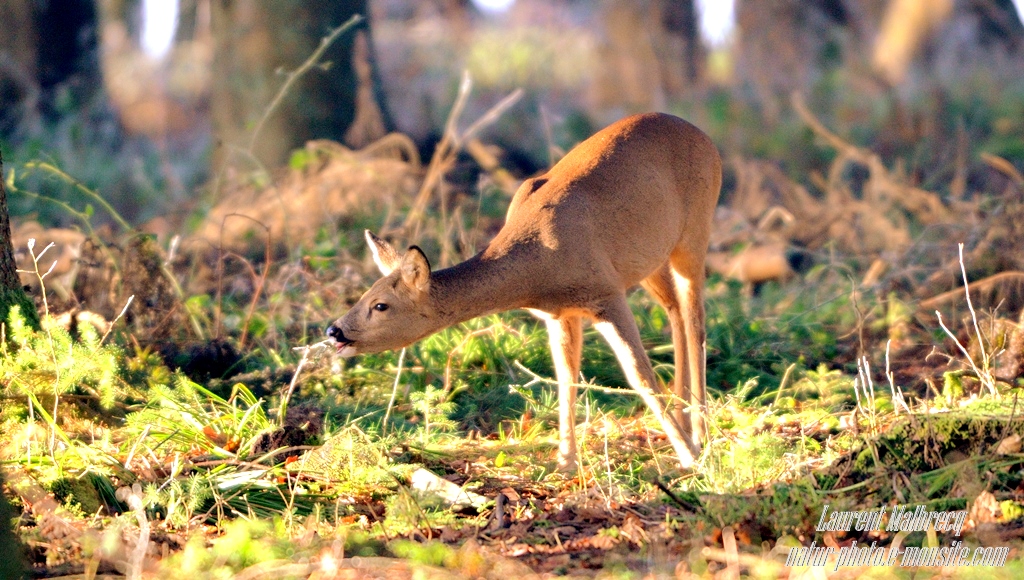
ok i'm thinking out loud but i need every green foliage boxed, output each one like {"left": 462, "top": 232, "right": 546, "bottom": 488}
{"left": 824, "top": 412, "right": 1024, "bottom": 507}
{"left": 50, "top": 474, "right": 104, "bottom": 515}
{"left": 752, "top": 363, "right": 857, "bottom": 415}
{"left": 389, "top": 538, "right": 454, "bottom": 567}
{"left": 943, "top": 370, "right": 966, "bottom": 404}
{"left": 146, "top": 474, "right": 214, "bottom": 528}
{"left": 703, "top": 479, "right": 830, "bottom": 541}
{"left": 0, "top": 284, "right": 39, "bottom": 335}
{"left": 706, "top": 276, "right": 846, "bottom": 397}
{"left": 3, "top": 95, "right": 206, "bottom": 227}
{"left": 124, "top": 376, "right": 272, "bottom": 460}
{"left": 1001, "top": 500, "right": 1024, "bottom": 522}
{"left": 380, "top": 486, "right": 463, "bottom": 536}
{"left": 162, "top": 518, "right": 292, "bottom": 576}
{"left": 289, "top": 425, "right": 403, "bottom": 498}
{"left": 404, "top": 313, "right": 549, "bottom": 431}
{"left": 704, "top": 430, "right": 791, "bottom": 493}
{"left": 122, "top": 378, "right": 337, "bottom": 523}
{"left": 1, "top": 305, "right": 123, "bottom": 409}
{"left": 121, "top": 346, "right": 175, "bottom": 391}
{"left": 410, "top": 385, "right": 457, "bottom": 443}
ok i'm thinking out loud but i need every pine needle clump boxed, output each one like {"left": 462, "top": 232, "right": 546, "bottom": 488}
{"left": 1, "top": 305, "right": 123, "bottom": 411}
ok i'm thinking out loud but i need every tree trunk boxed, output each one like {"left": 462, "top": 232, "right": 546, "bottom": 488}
{"left": 590, "top": 0, "right": 705, "bottom": 112}
{"left": 0, "top": 148, "right": 39, "bottom": 329}
{"left": 661, "top": 0, "right": 704, "bottom": 87}
{"left": 734, "top": 0, "right": 860, "bottom": 122}
{"left": 0, "top": 0, "right": 40, "bottom": 134}
{"left": 210, "top": 0, "right": 392, "bottom": 171}
{"left": 0, "top": 0, "right": 99, "bottom": 135}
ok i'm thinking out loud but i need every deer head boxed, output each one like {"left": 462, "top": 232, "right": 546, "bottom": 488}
{"left": 326, "top": 231, "right": 435, "bottom": 356}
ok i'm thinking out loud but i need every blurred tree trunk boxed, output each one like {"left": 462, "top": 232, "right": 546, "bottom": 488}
{"left": 734, "top": 0, "right": 867, "bottom": 122}
{"left": 0, "top": 1, "right": 39, "bottom": 134}
{"left": 873, "top": 0, "right": 1023, "bottom": 85}
{"left": 0, "top": 0, "right": 99, "bottom": 136}
{"left": 434, "top": 0, "right": 474, "bottom": 43}
{"left": 591, "top": 0, "right": 704, "bottom": 112}
{"left": 0, "top": 149, "right": 40, "bottom": 330}
{"left": 661, "top": 0, "right": 704, "bottom": 87}
{"left": 210, "top": 0, "right": 393, "bottom": 171}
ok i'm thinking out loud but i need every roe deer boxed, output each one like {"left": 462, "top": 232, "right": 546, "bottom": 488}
{"left": 327, "top": 113, "right": 721, "bottom": 470}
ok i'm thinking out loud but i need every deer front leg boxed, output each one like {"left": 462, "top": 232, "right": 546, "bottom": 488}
{"left": 543, "top": 315, "right": 583, "bottom": 472}
{"left": 592, "top": 296, "right": 699, "bottom": 470}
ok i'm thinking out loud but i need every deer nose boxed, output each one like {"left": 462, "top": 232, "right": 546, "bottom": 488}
{"left": 326, "top": 324, "right": 348, "bottom": 343}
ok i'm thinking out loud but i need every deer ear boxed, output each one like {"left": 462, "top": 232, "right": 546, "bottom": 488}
{"left": 400, "top": 246, "right": 431, "bottom": 293}
{"left": 365, "top": 230, "right": 401, "bottom": 275}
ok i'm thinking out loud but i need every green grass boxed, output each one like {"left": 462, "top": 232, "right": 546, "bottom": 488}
{"left": 6, "top": 221, "right": 1024, "bottom": 578}
{"left": 3, "top": 46, "right": 1024, "bottom": 575}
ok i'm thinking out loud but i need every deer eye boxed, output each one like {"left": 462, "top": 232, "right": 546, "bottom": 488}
{"left": 373, "top": 303, "right": 389, "bottom": 312}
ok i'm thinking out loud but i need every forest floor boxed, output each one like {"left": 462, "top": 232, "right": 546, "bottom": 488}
{"left": 4, "top": 82, "right": 1024, "bottom": 578}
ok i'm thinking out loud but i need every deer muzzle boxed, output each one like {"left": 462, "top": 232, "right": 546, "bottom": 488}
{"left": 325, "top": 324, "right": 357, "bottom": 357}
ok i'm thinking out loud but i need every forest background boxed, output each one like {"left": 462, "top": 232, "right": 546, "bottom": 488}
{"left": 2, "top": 1, "right": 1024, "bottom": 578}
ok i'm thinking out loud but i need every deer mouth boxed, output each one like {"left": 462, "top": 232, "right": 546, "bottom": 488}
{"left": 326, "top": 324, "right": 357, "bottom": 357}
{"left": 328, "top": 338, "right": 358, "bottom": 358}
{"left": 329, "top": 336, "right": 356, "bottom": 355}
{"left": 332, "top": 337, "right": 360, "bottom": 357}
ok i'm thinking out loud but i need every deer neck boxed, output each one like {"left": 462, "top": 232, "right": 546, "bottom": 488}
{"left": 428, "top": 247, "right": 532, "bottom": 327}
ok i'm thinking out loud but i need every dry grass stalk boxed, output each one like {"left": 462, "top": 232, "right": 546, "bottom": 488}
{"left": 400, "top": 71, "right": 523, "bottom": 241}
{"left": 980, "top": 152, "right": 1024, "bottom": 188}
{"left": 919, "top": 271, "right": 1024, "bottom": 313}
{"left": 793, "top": 92, "right": 950, "bottom": 225}
{"left": 343, "top": 31, "right": 388, "bottom": 149}
{"left": 934, "top": 244, "right": 998, "bottom": 397}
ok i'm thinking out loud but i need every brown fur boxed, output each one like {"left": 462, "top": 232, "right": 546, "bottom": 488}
{"left": 329, "top": 113, "right": 721, "bottom": 471}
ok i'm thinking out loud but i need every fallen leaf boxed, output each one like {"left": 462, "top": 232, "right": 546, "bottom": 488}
{"left": 996, "top": 434, "right": 1022, "bottom": 455}
{"left": 969, "top": 491, "right": 1001, "bottom": 525}
{"left": 501, "top": 487, "right": 521, "bottom": 502}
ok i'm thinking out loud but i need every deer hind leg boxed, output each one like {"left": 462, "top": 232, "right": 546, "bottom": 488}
{"left": 592, "top": 295, "right": 699, "bottom": 469}
{"left": 640, "top": 264, "right": 691, "bottom": 439}
{"left": 670, "top": 253, "right": 709, "bottom": 451}
{"left": 542, "top": 315, "right": 583, "bottom": 472}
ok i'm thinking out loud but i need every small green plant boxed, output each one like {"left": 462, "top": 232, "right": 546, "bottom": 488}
{"left": 389, "top": 538, "right": 454, "bottom": 567}
{"left": 410, "top": 385, "right": 457, "bottom": 444}
{"left": 160, "top": 518, "right": 293, "bottom": 577}
{"left": 120, "top": 377, "right": 336, "bottom": 524}
{"left": 0, "top": 304, "right": 138, "bottom": 517}
{"left": 145, "top": 474, "right": 213, "bottom": 528}
{"left": 381, "top": 485, "right": 462, "bottom": 536}
{"left": 288, "top": 424, "right": 403, "bottom": 498}
{"left": 124, "top": 376, "right": 273, "bottom": 460}
{"left": 2, "top": 305, "right": 122, "bottom": 409}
